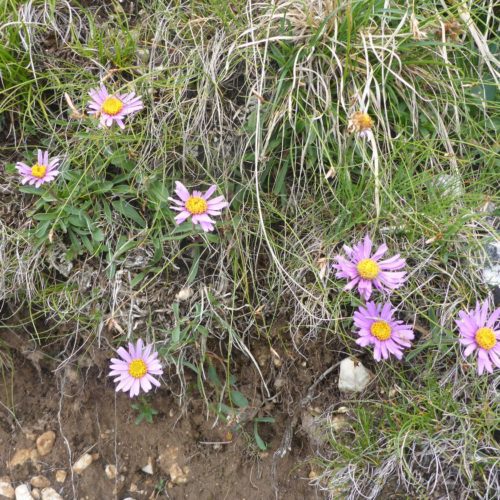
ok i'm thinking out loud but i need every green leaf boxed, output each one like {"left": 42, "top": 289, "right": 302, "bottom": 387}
{"left": 253, "top": 421, "right": 267, "bottom": 451}
{"left": 207, "top": 364, "right": 222, "bottom": 388}
{"left": 112, "top": 239, "right": 139, "bottom": 260}
{"left": 92, "top": 228, "right": 105, "bottom": 242}
{"left": 33, "top": 212, "right": 58, "bottom": 221}
{"left": 112, "top": 200, "right": 146, "bottom": 228}
{"left": 187, "top": 246, "right": 201, "bottom": 284}
{"left": 230, "top": 390, "right": 249, "bottom": 408}
{"left": 130, "top": 271, "right": 148, "bottom": 288}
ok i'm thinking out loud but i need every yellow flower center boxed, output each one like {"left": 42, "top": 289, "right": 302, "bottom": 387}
{"left": 185, "top": 196, "right": 208, "bottom": 215}
{"left": 357, "top": 259, "right": 380, "bottom": 280}
{"left": 370, "top": 320, "right": 392, "bottom": 341}
{"left": 475, "top": 327, "right": 496, "bottom": 351}
{"left": 31, "top": 164, "right": 47, "bottom": 178}
{"left": 101, "top": 96, "right": 124, "bottom": 116}
{"left": 128, "top": 359, "right": 147, "bottom": 379}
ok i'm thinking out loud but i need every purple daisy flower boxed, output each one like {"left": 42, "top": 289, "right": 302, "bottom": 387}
{"left": 353, "top": 301, "right": 415, "bottom": 361}
{"left": 333, "top": 234, "right": 406, "bottom": 300}
{"left": 455, "top": 299, "right": 500, "bottom": 375}
{"left": 16, "top": 150, "right": 60, "bottom": 188}
{"left": 109, "top": 339, "right": 163, "bottom": 397}
{"left": 87, "top": 84, "right": 143, "bottom": 129}
{"left": 169, "top": 181, "right": 229, "bottom": 232}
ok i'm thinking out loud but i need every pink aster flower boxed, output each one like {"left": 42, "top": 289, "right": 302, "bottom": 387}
{"left": 16, "top": 150, "right": 60, "bottom": 188}
{"left": 353, "top": 301, "right": 415, "bottom": 361}
{"left": 87, "top": 84, "right": 143, "bottom": 129}
{"left": 455, "top": 299, "right": 500, "bottom": 375}
{"left": 169, "top": 181, "right": 229, "bottom": 232}
{"left": 333, "top": 234, "right": 406, "bottom": 300}
{"left": 109, "top": 339, "right": 163, "bottom": 397}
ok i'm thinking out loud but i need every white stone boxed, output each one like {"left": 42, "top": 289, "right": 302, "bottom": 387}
{"left": 14, "top": 484, "right": 34, "bottom": 500}
{"left": 40, "top": 489, "right": 63, "bottom": 500}
{"left": 72, "top": 453, "right": 93, "bottom": 474}
{"left": 105, "top": 464, "right": 117, "bottom": 480}
{"left": 338, "top": 358, "right": 372, "bottom": 393}
{"left": 483, "top": 241, "right": 500, "bottom": 287}
{"left": 141, "top": 457, "right": 154, "bottom": 475}
{"left": 0, "top": 477, "right": 15, "bottom": 499}
{"left": 484, "top": 265, "right": 500, "bottom": 287}
{"left": 175, "top": 287, "right": 194, "bottom": 301}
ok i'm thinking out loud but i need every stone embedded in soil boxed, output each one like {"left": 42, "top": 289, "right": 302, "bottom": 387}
{"left": 105, "top": 464, "right": 117, "bottom": 480}
{"left": 8, "top": 449, "right": 32, "bottom": 469}
{"left": 31, "top": 489, "right": 40, "bottom": 500}
{"left": 40, "top": 488, "right": 63, "bottom": 500}
{"left": 0, "top": 477, "right": 15, "bottom": 499}
{"left": 14, "top": 484, "right": 33, "bottom": 500}
{"left": 54, "top": 471, "right": 66, "bottom": 484}
{"left": 141, "top": 457, "right": 154, "bottom": 475}
{"left": 72, "top": 453, "right": 93, "bottom": 474}
{"left": 29, "top": 477, "right": 50, "bottom": 489}
{"left": 36, "top": 431, "right": 56, "bottom": 457}
{"left": 338, "top": 358, "right": 372, "bottom": 393}
{"left": 169, "top": 464, "right": 189, "bottom": 485}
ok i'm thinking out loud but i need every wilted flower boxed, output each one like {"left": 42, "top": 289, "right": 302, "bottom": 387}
{"left": 456, "top": 299, "right": 500, "bottom": 375}
{"left": 348, "top": 111, "right": 374, "bottom": 138}
{"left": 353, "top": 301, "right": 415, "bottom": 361}
{"left": 169, "top": 181, "right": 228, "bottom": 232}
{"left": 87, "top": 84, "right": 143, "bottom": 129}
{"left": 16, "top": 150, "right": 60, "bottom": 188}
{"left": 109, "top": 339, "right": 163, "bottom": 397}
{"left": 333, "top": 234, "right": 406, "bottom": 301}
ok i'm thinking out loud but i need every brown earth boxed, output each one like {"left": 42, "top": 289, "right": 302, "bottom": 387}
{"left": 0, "top": 349, "right": 326, "bottom": 500}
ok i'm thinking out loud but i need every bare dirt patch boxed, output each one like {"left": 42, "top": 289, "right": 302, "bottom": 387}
{"left": 0, "top": 353, "right": 321, "bottom": 499}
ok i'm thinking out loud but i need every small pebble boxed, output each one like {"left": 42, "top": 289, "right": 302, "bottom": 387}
{"left": 72, "top": 453, "right": 93, "bottom": 474}
{"left": 36, "top": 432, "right": 56, "bottom": 457}
{"left": 14, "top": 484, "right": 34, "bottom": 500}
{"left": 30, "top": 477, "right": 50, "bottom": 489}
{"left": 41, "top": 488, "right": 63, "bottom": 500}
{"left": 141, "top": 457, "right": 154, "bottom": 475}
{"left": 0, "top": 477, "right": 15, "bottom": 499}
{"left": 175, "top": 287, "right": 194, "bottom": 301}
{"left": 169, "top": 464, "right": 189, "bottom": 485}
{"left": 105, "top": 464, "right": 117, "bottom": 480}
{"left": 54, "top": 471, "right": 66, "bottom": 484}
